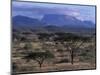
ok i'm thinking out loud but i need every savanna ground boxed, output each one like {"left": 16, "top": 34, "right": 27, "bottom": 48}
{"left": 12, "top": 32, "right": 96, "bottom": 74}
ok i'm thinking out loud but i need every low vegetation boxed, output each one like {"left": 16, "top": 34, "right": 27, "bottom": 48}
{"left": 12, "top": 31, "right": 96, "bottom": 73}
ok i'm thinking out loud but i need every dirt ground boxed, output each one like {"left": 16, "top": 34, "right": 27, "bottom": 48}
{"left": 14, "top": 62, "right": 95, "bottom": 74}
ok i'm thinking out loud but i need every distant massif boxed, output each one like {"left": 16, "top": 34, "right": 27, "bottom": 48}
{"left": 12, "top": 14, "right": 95, "bottom": 33}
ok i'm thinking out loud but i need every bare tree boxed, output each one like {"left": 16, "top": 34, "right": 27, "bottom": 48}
{"left": 67, "top": 36, "right": 91, "bottom": 65}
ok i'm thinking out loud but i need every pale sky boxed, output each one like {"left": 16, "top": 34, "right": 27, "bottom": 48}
{"left": 12, "top": 1, "right": 96, "bottom": 23}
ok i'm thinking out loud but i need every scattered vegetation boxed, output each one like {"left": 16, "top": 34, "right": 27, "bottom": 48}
{"left": 12, "top": 31, "right": 96, "bottom": 73}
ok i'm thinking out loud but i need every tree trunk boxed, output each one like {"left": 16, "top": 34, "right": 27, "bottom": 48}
{"left": 38, "top": 61, "right": 43, "bottom": 68}
{"left": 39, "top": 63, "right": 42, "bottom": 68}
{"left": 35, "top": 59, "right": 44, "bottom": 69}
{"left": 71, "top": 50, "right": 74, "bottom": 65}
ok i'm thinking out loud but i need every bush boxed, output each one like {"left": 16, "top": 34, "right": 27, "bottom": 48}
{"left": 56, "top": 59, "right": 69, "bottom": 63}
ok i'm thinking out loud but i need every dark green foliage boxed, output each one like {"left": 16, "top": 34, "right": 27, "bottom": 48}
{"left": 22, "top": 32, "right": 32, "bottom": 35}
{"left": 54, "top": 32, "right": 90, "bottom": 42}
{"left": 56, "top": 49, "right": 63, "bottom": 52}
{"left": 56, "top": 59, "right": 69, "bottom": 63}
{"left": 20, "top": 37, "right": 27, "bottom": 42}
{"left": 37, "top": 33, "right": 54, "bottom": 40}
{"left": 23, "top": 50, "right": 55, "bottom": 68}
{"left": 12, "top": 62, "right": 18, "bottom": 72}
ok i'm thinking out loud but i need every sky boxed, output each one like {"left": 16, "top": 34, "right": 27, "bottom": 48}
{"left": 12, "top": 1, "right": 96, "bottom": 23}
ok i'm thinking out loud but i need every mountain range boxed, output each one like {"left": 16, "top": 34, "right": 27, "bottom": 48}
{"left": 12, "top": 14, "right": 95, "bottom": 33}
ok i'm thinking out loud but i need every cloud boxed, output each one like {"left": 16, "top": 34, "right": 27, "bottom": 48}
{"left": 12, "top": 1, "right": 95, "bottom": 23}
{"left": 12, "top": 2, "right": 80, "bottom": 17}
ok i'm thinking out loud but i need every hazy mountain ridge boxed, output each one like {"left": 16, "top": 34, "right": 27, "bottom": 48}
{"left": 12, "top": 14, "right": 95, "bottom": 33}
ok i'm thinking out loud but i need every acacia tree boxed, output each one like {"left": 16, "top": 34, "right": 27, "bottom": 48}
{"left": 66, "top": 36, "right": 90, "bottom": 65}
{"left": 23, "top": 50, "right": 55, "bottom": 68}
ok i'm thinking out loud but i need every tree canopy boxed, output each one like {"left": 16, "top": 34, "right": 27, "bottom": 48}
{"left": 22, "top": 50, "right": 55, "bottom": 68}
